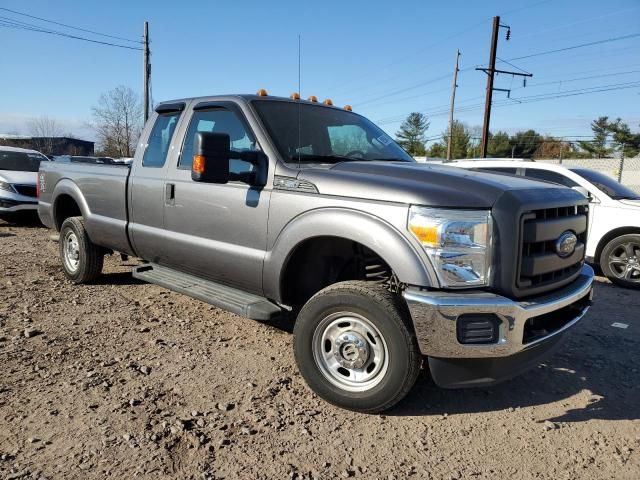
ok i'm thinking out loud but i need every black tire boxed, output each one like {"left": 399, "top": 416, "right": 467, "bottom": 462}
{"left": 600, "top": 233, "right": 640, "bottom": 289}
{"left": 59, "top": 216, "right": 104, "bottom": 283}
{"left": 293, "top": 281, "right": 421, "bottom": 413}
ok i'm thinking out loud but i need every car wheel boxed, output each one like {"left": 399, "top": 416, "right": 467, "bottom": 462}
{"left": 293, "top": 281, "right": 421, "bottom": 413}
{"left": 600, "top": 234, "right": 640, "bottom": 289}
{"left": 59, "top": 216, "right": 104, "bottom": 283}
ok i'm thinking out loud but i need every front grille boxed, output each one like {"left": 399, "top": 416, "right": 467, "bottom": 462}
{"left": 13, "top": 184, "right": 37, "bottom": 197}
{"left": 517, "top": 205, "right": 587, "bottom": 293}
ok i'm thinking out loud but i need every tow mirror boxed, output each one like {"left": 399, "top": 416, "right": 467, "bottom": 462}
{"left": 192, "top": 132, "right": 231, "bottom": 183}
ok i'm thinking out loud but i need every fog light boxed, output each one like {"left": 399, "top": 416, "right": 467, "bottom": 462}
{"left": 457, "top": 314, "right": 500, "bottom": 344}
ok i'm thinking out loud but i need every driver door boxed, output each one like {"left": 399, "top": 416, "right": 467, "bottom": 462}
{"left": 161, "top": 103, "right": 270, "bottom": 295}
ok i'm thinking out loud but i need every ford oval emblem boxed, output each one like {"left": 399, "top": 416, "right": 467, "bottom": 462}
{"left": 555, "top": 231, "right": 578, "bottom": 258}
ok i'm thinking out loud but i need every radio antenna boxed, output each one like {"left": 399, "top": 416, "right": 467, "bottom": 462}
{"left": 297, "top": 33, "right": 302, "bottom": 169}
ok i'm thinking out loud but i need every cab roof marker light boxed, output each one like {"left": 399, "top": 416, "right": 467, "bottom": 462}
{"left": 290, "top": 92, "right": 301, "bottom": 100}
{"left": 308, "top": 95, "right": 318, "bottom": 102}
{"left": 323, "top": 98, "right": 333, "bottom": 106}
{"left": 343, "top": 105, "right": 353, "bottom": 111}
{"left": 256, "top": 88, "right": 268, "bottom": 96}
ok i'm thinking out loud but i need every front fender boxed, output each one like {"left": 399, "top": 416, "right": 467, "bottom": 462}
{"left": 263, "top": 207, "right": 438, "bottom": 302}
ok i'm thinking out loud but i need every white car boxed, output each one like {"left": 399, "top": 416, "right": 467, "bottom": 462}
{"left": 0, "top": 146, "right": 49, "bottom": 217}
{"left": 447, "top": 159, "right": 640, "bottom": 289}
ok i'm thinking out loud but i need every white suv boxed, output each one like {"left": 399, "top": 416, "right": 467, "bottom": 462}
{"left": 0, "top": 146, "right": 48, "bottom": 218}
{"left": 448, "top": 159, "right": 640, "bottom": 289}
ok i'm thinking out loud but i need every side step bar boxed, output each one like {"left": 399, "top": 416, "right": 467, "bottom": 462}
{"left": 133, "top": 263, "right": 282, "bottom": 321}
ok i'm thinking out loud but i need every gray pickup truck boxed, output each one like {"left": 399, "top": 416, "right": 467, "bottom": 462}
{"left": 38, "top": 92, "right": 594, "bottom": 412}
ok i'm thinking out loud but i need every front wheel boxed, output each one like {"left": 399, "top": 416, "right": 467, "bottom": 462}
{"left": 59, "top": 216, "right": 104, "bottom": 283}
{"left": 600, "top": 234, "right": 640, "bottom": 289}
{"left": 293, "top": 281, "right": 421, "bottom": 413}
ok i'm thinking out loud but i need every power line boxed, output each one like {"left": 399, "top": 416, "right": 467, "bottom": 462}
{"left": 0, "top": 6, "right": 141, "bottom": 43}
{"left": 375, "top": 81, "right": 640, "bottom": 124}
{"left": 505, "top": 32, "right": 640, "bottom": 62}
{"left": 0, "top": 17, "right": 143, "bottom": 51}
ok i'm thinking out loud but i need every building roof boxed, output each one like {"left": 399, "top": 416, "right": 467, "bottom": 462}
{"left": 0, "top": 134, "right": 94, "bottom": 144}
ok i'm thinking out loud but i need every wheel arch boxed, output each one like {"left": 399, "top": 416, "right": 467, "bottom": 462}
{"left": 594, "top": 226, "right": 640, "bottom": 264}
{"left": 51, "top": 180, "right": 91, "bottom": 231}
{"left": 263, "top": 208, "right": 437, "bottom": 305}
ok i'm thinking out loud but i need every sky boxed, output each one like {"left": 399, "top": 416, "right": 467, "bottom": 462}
{"left": 1, "top": 0, "right": 639, "bottom": 147}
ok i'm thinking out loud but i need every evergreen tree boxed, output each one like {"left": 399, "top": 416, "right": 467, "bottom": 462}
{"left": 579, "top": 117, "right": 612, "bottom": 158}
{"left": 395, "top": 112, "right": 429, "bottom": 156}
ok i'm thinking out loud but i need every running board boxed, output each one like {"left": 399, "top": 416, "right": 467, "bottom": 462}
{"left": 133, "top": 263, "right": 282, "bottom": 321}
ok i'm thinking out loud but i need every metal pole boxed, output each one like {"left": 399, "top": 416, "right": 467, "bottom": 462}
{"left": 143, "top": 22, "right": 150, "bottom": 123}
{"left": 480, "top": 16, "right": 500, "bottom": 158}
{"left": 618, "top": 143, "right": 625, "bottom": 183}
{"left": 446, "top": 50, "right": 460, "bottom": 161}
{"left": 511, "top": 145, "right": 515, "bottom": 158}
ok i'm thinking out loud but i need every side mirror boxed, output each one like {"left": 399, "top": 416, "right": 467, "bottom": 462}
{"left": 572, "top": 186, "right": 591, "bottom": 199}
{"left": 192, "top": 132, "right": 231, "bottom": 183}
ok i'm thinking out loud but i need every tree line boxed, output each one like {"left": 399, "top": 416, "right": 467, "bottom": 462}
{"left": 395, "top": 112, "right": 640, "bottom": 160}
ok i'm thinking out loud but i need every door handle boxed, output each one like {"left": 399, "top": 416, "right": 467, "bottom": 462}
{"left": 165, "top": 183, "right": 175, "bottom": 205}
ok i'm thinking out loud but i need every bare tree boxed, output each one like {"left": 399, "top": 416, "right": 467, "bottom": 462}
{"left": 28, "top": 116, "right": 63, "bottom": 154}
{"left": 90, "top": 86, "right": 143, "bottom": 157}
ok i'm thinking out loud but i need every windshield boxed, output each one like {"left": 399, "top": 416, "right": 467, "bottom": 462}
{"left": 0, "top": 151, "right": 46, "bottom": 172}
{"left": 252, "top": 100, "right": 414, "bottom": 164}
{"left": 570, "top": 168, "right": 640, "bottom": 200}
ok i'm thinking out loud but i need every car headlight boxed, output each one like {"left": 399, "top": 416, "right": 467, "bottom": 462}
{"left": 408, "top": 206, "right": 492, "bottom": 288}
{"left": 0, "top": 180, "right": 14, "bottom": 193}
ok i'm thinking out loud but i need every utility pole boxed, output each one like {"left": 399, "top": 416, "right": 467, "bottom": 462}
{"left": 446, "top": 50, "right": 461, "bottom": 161}
{"left": 143, "top": 22, "right": 150, "bottom": 123}
{"left": 477, "top": 16, "right": 532, "bottom": 157}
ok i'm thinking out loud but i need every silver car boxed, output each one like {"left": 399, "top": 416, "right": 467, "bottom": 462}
{"left": 0, "top": 146, "right": 47, "bottom": 215}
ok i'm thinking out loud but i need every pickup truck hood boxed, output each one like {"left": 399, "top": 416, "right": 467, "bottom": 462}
{"left": 297, "top": 161, "right": 573, "bottom": 208}
{"left": 0, "top": 170, "right": 37, "bottom": 185}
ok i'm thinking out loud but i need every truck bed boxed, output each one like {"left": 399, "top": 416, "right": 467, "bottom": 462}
{"left": 38, "top": 161, "right": 133, "bottom": 255}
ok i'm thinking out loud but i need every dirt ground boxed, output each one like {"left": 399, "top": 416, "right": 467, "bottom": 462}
{"left": 1, "top": 217, "right": 638, "bottom": 480}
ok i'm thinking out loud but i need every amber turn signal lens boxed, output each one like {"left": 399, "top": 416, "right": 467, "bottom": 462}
{"left": 408, "top": 224, "right": 439, "bottom": 247}
{"left": 256, "top": 88, "right": 268, "bottom": 96}
{"left": 307, "top": 95, "right": 318, "bottom": 102}
{"left": 343, "top": 105, "right": 353, "bottom": 111}
{"left": 323, "top": 98, "right": 333, "bottom": 106}
{"left": 192, "top": 155, "right": 206, "bottom": 174}
{"left": 290, "top": 92, "right": 300, "bottom": 100}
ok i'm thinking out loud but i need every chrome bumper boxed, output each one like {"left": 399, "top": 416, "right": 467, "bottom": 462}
{"left": 403, "top": 264, "right": 594, "bottom": 358}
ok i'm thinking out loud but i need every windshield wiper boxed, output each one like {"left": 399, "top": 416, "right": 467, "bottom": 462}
{"left": 290, "top": 154, "right": 364, "bottom": 164}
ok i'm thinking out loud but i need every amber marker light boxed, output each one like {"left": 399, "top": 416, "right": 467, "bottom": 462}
{"left": 343, "top": 105, "right": 353, "bottom": 111}
{"left": 192, "top": 155, "right": 206, "bottom": 175}
{"left": 256, "top": 88, "right": 268, "bottom": 96}
{"left": 323, "top": 98, "right": 333, "bottom": 106}
{"left": 290, "top": 92, "right": 300, "bottom": 100}
{"left": 408, "top": 223, "right": 439, "bottom": 247}
{"left": 308, "top": 95, "right": 318, "bottom": 102}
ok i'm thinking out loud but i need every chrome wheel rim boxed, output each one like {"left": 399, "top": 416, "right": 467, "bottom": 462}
{"left": 63, "top": 231, "right": 80, "bottom": 273}
{"left": 312, "top": 312, "right": 389, "bottom": 392}
{"left": 609, "top": 241, "right": 640, "bottom": 282}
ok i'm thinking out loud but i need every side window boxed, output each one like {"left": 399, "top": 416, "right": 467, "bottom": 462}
{"left": 180, "top": 108, "right": 256, "bottom": 179}
{"left": 327, "top": 125, "right": 370, "bottom": 156}
{"left": 142, "top": 112, "right": 181, "bottom": 168}
{"left": 473, "top": 167, "right": 518, "bottom": 175}
{"left": 524, "top": 168, "right": 578, "bottom": 187}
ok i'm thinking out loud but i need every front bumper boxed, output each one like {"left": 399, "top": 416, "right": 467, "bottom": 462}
{"left": 403, "top": 264, "right": 594, "bottom": 386}
{"left": 0, "top": 196, "right": 38, "bottom": 212}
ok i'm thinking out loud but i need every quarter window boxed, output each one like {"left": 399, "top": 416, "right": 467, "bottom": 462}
{"left": 179, "top": 108, "right": 256, "bottom": 180}
{"left": 142, "top": 112, "right": 181, "bottom": 168}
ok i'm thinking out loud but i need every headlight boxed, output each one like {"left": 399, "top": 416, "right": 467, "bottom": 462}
{"left": 0, "top": 180, "right": 14, "bottom": 193}
{"left": 408, "top": 206, "right": 492, "bottom": 287}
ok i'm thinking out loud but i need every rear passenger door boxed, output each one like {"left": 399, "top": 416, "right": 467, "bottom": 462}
{"left": 161, "top": 102, "right": 270, "bottom": 295}
{"left": 129, "top": 104, "right": 185, "bottom": 262}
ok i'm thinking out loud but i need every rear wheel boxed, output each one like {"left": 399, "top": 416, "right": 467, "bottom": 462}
{"left": 59, "top": 216, "right": 104, "bottom": 283}
{"left": 600, "top": 234, "right": 640, "bottom": 289}
{"left": 293, "top": 281, "right": 421, "bottom": 413}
